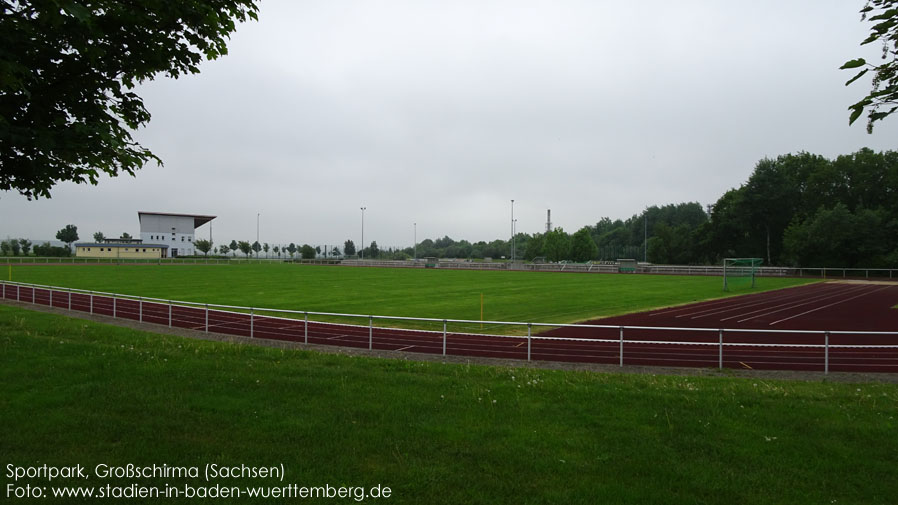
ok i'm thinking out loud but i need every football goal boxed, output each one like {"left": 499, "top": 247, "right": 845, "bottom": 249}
{"left": 723, "top": 258, "right": 763, "bottom": 291}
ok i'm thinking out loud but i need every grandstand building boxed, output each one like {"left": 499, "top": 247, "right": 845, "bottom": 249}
{"left": 138, "top": 212, "right": 215, "bottom": 258}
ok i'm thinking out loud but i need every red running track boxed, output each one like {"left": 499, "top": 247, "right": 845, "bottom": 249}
{"left": 3, "top": 281, "right": 898, "bottom": 373}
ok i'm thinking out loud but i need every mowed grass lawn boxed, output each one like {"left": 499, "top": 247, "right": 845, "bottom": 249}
{"left": 7, "top": 264, "right": 814, "bottom": 326}
{"left": 2, "top": 304, "right": 897, "bottom": 504}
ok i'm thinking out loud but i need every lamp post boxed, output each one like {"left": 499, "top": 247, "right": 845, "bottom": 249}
{"left": 510, "top": 199, "right": 515, "bottom": 262}
{"left": 360, "top": 207, "right": 366, "bottom": 259}
{"left": 256, "top": 213, "right": 260, "bottom": 244}
{"left": 414, "top": 222, "right": 417, "bottom": 260}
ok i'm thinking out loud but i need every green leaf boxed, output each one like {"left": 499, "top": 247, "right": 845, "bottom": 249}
{"left": 845, "top": 68, "right": 869, "bottom": 86}
{"left": 849, "top": 106, "right": 864, "bottom": 125}
{"left": 840, "top": 58, "right": 867, "bottom": 69}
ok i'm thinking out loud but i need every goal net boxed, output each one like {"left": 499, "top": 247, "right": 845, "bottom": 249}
{"left": 723, "top": 258, "right": 763, "bottom": 291}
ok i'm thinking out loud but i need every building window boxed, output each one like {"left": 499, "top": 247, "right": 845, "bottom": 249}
{"left": 181, "top": 236, "right": 185, "bottom": 242}
{"left": 143, "top": 248, "right": 146, "bottom": 252}
{"left": 188, "top": 237, "right": 192, "bottom": 242}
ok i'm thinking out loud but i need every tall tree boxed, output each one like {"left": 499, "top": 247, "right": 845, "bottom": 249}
{"left": 543, "top": 228, "right": 571, "bottom": 262}
{"left": 120, "top": 232, "right": 132, "bottom": 240}
{"left": 229, "top": 240, "right": 238, "bottom": 257}
{"left": 300, "top": 244, "right": 316, "bottom": 259}
{"left": 93, "top": 231, "right": 105, "bottom": 242}
{"left": 55, "top": 224, "right": 78, "bottom": 251}
{"left": 287, "top": 243, "right": 297, "bottom": 258}
{"left": 344, "top": 239, "right": 356, "bottom": 256}
{"left": 262, "top": 243, "right": 269, "bottom": 258}
{"left": 18, "top": 238, "right": 31, "bottom": 256}
{"left": 783, "top": 204, "right": 888, "bottom": 267}
{"left": 842, "top": 0, "right": 898, "bottom": 132}
{"left": 251, "top": 240, "right": 261, "bottom": 257}
{"left": 524, "top": 233, "right": 545, "bottom": 261}
{"left": 0, "top": 1, "right": 259, "bottom": 199}
{"left": 569, "top": 227, "right": 598, "bottom": 262}
{"left": 237, "top": 241, "right": 252, "bottom": 258}
{"left": 194, "top": 238, "right": 212, "bottom": 257}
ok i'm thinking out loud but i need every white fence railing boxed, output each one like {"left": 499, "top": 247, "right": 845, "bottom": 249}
{"left": 2, "top": 280, "right": 897, "bottom": 374}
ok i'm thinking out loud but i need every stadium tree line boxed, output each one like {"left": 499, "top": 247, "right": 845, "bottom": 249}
{"left": 391, "top": 148, "right": 898, "bottom": 268}
{"left": 4, "top": 148, "right": 895, "bottom": 268}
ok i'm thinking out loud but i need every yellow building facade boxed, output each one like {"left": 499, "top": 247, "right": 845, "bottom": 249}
{"left": 75, "top": 243, "right": 169, "bottom": 259}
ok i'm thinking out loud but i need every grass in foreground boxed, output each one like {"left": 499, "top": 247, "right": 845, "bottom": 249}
{"left": 1, "top": 304, "right": 896, "bottom": 504}
{"left": 6, "top": 264, "right": 814, "bottom": 331}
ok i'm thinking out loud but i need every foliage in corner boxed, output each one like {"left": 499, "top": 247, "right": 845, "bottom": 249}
{"left": 843, "top": 0, "right": 898, "bottom": 132}
{"left": 0, "top": 0, "right": 259, "bottom": 199}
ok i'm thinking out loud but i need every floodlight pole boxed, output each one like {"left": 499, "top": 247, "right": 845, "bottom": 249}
{"left": 414, "top": 222, "right": 417, "bottom": 260}
{"left": 256, "top": 213, "right": 260, "bottom": 244}
{"left": 513, "top": 219, "right": 517, "bottom": 258}
{"left": 360, "top": 207, "right": 366, "bottom": 259}
{"left": 644, "top": 213, "right": 647, "bottom": 262}
{"left": 511, "top": 199, "right": 515, "bottom": 262}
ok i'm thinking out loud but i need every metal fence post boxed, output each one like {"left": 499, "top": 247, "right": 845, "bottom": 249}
{"left": 442, "top": 320, "right": 447, "bottom": 355}
{"left": 719, "top": 329, "right": 723, "bottom": 369}
{"left": 90, "top": 291, "right": 94, "bottom": 314}
{"left": 68, "top": 288, "right": 72, "bottom": 311}
{"left": 17, "top": 285, "right": 20, "bottom": 301}
{"left": 168, "top": 300, "right": 172, "bottom": 328}
{"left": 49, "top": 288, "right": 52, "bottom": 307}
{"left": 527, "top": 323, "right": 532, "bottom": 361}
{"left": 824, "top": 331, "right": 830, "bottom": 375}
{"left": 205, "top": 304, "right": 209, "bottom": 333}
{"left": 304, "top": 312, "right": 308, "bottom": 344}
{"left": 113, "top": 294, "right": 117, "bottom": 318}
{"left": 369, "top": 316, "right": 373, "bottom": 350}
{"left": 619, "top": 326, "right": 624, "bottom": 367}
{"left": 250, "top": 308, "right": 254, "bottom": 338}
{"left": 139, "top": 297, "right": 143, "bottom": 323}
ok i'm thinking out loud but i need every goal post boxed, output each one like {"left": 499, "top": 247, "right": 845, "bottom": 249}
{"left": 723, "top": 258, "right": 763, "bottom": 291}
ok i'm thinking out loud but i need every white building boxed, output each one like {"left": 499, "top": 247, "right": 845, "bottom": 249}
{"left": 138, "top": 212, "right": 215, "bottom": 257}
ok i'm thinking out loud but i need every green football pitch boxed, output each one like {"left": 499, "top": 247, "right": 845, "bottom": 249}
{"left": 7, "top": 263, "right": 814, "bottom": 326}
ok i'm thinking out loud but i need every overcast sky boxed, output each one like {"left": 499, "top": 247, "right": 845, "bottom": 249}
{"left": 2, "top": 0, "right": 897, "bottom": 249}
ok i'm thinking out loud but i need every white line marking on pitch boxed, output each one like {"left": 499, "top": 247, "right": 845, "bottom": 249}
{"left": 768, "top": 285, "right": 892, "bottom": 325}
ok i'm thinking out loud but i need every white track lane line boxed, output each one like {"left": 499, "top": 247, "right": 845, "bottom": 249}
{"left": 655, "top": 283, "right": 835, "bottom": 318}
{"left": 768, "top": 285, "right": 893, "bottom": 325}
{"left": 680, "top": 284, "right": 847, "bottom": 319}
{"left": 720, "top": 284, "right": 872, "bottom": 322}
